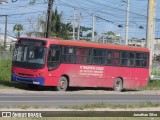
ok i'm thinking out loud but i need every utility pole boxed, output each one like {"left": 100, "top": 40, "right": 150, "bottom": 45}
{"left": 72, "top": 8, "right": 76, "bottom": 40}
{"left": 125, "top": 0, "right": 130, "bottom": 45}
{"left": 77, "top": 13, "right": 81, "bottom": 40}
{"left": 146, "top": 0, "right": 156, "bottom": 68}
{"left": 3, "top": 15, "right": 7, "bottom": 50}
{"left": 92, "top": 13, "right": 95, "bottom": 42}
{"left": 46, "top": 0, "right": 54, "bottom": 38}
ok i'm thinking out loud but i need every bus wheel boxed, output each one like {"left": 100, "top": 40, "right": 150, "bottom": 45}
{"left": 56, "top": 76, "right": 68, "bottom": 91}
{"left": 113, "top": 78, "right": 123, "bottom": 92}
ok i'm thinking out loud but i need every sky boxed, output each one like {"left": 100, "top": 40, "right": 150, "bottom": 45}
{"left": 0, "top": 0, "right": 160, "bottom": 40}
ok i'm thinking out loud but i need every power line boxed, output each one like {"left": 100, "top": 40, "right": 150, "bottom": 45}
{"left": 0, "top": 11, "right": 46, "bottom": 16}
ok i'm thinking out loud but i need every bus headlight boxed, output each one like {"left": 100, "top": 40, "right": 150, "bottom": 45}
{"left": 36, "top": 72, "right": 44, "bottom": 77}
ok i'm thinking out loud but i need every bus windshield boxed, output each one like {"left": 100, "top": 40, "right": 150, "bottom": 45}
{"left": 12, "top": 44, "right": 47, "bottom": 69}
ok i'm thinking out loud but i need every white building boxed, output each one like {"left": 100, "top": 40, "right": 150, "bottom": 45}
{"left": 128, "top": 39, "right": 146, "bottom": 47}
{"left": 0, "top": 34, "right": 17, "bottom": 50}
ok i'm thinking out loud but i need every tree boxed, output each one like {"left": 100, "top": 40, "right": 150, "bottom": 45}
{"left": 13, "top": 24, "right": 23, "bottom": 38}
{"left": 59, "top": 23, "right": 72, "bottom": 39}
{"left": 86, "top": 32, "right": 97, "bottom": 37}
{"left": 51, "top": 8, "right": 62, "bottom": 37}
{"left": 75, "top": 26, "right": 92, "bottom": 39}
{"left": 85, "top": 32, "right": 97, "bottom": 41}
{"left": 50, "top": 8, "right": 72, "bottom": 39}
{"left": 26, "top": 13, "right": 47, "bottom": 37}
{"left": 25, "top": 8, "right": 90, "bottom": 40}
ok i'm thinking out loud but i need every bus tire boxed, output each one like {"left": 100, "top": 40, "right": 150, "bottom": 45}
{"left": 55, "top": 76, "right": 68, "bottom": 91}
{"left": 113, "top": 78, "right": 123, "bottom": 92}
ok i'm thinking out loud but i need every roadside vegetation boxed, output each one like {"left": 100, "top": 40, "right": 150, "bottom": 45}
{"left": 145, "top": 80, "right": 160, "bottom": 90}
{"left": 0, "top": 59, "right": 11, "bottom": 82}
{"left": 60, "top": 101, "right": 160, "bottom": 110}
{"left": 0, "top": 101, "right": 159, "bottom": 110}
{"left": 0, "top": 59, "right": 27, "bottom": 89}
{"left": 0, "top": 102, "right": 160, "bottom": 120}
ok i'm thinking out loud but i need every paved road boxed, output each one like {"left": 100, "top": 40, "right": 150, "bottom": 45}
{"left": 0, "top": 93, "right": 160, "bottom": 106}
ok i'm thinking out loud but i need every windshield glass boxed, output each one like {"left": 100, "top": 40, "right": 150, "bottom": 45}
{"left": 12, "top": 44, "right": 47, "bottom": 69}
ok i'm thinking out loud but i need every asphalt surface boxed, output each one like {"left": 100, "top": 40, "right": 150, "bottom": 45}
{"left": 0, "top": 93, "right": 160, "bottom": 107}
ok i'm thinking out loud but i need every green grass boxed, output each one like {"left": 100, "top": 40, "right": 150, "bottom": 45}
{"left": 60, "top": 101, "right": 160, "bottom": 110}
{"left": 151, "top": 70, "right": 160, "bottom": 76}
{"left": 0, "top": 105, "right": 46, "bottom": 110}
{"left": 0, "top": 59, "right": 12, "bottom": 82}
{"left": 0, "top": 101, "right": 159, "bottom": 110}
{"left": 146, "top": 80, "right": 160, "bottom": 90}
{"left": 0, "top": 59, "right": 27, "bottom": 89}
{"left": 138, "top": 80, "right": 160, "bottom": 90}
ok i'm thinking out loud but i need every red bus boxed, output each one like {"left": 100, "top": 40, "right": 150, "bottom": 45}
{"left": 11, "top": 37, "right": 150, "bottom": 91}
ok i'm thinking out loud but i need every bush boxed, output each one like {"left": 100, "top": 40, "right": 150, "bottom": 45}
{"left": 147, "top": 80, "right": 160, "bottom": 89}
{"left": 0, "top": 59, "right": 12, "bottom": 81}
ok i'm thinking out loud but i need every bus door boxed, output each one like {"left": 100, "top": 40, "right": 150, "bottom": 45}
{"left": 119, "top": 51, "right": 134, "bottom": 88}
{"left": 131, "top": 52, "right": 149, "bottom": 87}
{"left": 46, "top": 45, "right": 61, "bottom": 86}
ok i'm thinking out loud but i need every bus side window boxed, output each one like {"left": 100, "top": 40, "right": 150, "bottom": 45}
{"left": 107, "top": 51, "right": 112, "bottom": 65}
{"left": 92, "top": 49, "right": 106, "bottom": 65}
{"left": 62, "top": 46, "right": 75, "bottom": 63}
{"left": 128, "top": 52, "right": 135, "bottom": 66}
{"left": 47, "top": 45, "right": 61, "bottom": 71}
{"left": 135, "top": 53, "right": 148, "bottom": 67}
{"left": 107, "top": 51, "right": 120, "bottom": 66}
{"left": 76, "top": 48, "right": 91, "bottom": 64}
{"left": 112, "top": 51, "right": 120, "bottom": 66}
{"left": 76, "top": 48, "right": 83, "bottom": 63}
{"left": 121, "top": 51, "right": 128, "bottom": 66}
{"left": 121, "top": 51, "right": 135, "bottom": 67}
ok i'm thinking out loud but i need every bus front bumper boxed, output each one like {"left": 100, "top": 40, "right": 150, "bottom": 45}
{"left": 11, "top": 73, "right": 44, "bottom": 85}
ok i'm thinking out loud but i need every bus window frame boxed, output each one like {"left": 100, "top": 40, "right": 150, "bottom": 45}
{"left": 61, "top": 45, "right": 76, "bottom": 64}
{"left": 47, "top": 44, "right": 61, "bottom": 71}
{"left": 91, "top": 48, "right": 107, "bottom": 65}
{"left": 106, "top": 50, "right": 120, "bottom": 66}
{"left": 135, "top": 52, "right": 149, "bottom": 68}
{"left": 75, "top": 47, "right": 91, "bottom": 64}
{"left": 120, "top": 51, "right": 135, "bottom": 67}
